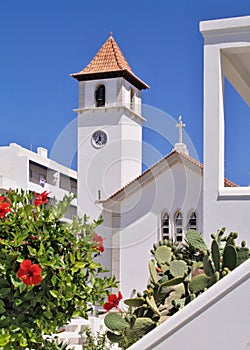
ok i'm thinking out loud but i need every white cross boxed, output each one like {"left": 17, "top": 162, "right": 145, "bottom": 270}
{"left": 176, "top": 116, "right": 186, "bottom": 143}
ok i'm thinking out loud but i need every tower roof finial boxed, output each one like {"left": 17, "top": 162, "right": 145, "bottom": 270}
{"left": 110, "top": 31, "right": 113, "bottom": 37}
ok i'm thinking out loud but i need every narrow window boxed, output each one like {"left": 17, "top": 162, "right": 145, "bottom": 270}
{"left": 175, "top": 211, "right": 183, "bottom": 242}
{"left": 161, "top": 212, "right": 170, "bottom": 240}
{"left": 95, "top": 84, "right": 105, "bottom": 107}
{"left": 130, "top": 89, "right": 135, "bottom": 110}
{"left": 188, "top": 211, "right": 197, "bottom": 230}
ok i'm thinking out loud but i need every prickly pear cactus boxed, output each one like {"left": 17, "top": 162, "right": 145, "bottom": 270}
{"left": 211, "top": 239, "right": 220, "bottom": 271}
{"left": 169, "top": 260, "right": 188, "bottom": 277}
{"left": 104, "top": 228, "right": 249, "bottom": 349}
{"left": 186, "top": 230, "right": 208, "bottom": 252}
{"left": 104, "top": 312, "right": 127, "bottom": 332}
{"left": 154, "top": 246, "right": 172, "bottom": 265}
{"left": 237, "top": 242, "right": 250, "bottom": 266}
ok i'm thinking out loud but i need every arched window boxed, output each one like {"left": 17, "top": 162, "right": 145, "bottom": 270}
{"left": 130, "top": 89, "right": 135, "bottom": 110}
{"left": 175, "top": 211, "right": 183, "bottom": 242}
{"left": 188, "top": 211, "right": 197, "bottom": 230}
{"left": 161, "top": 212, "right": 170, "bottom": 240}
{"left": 95, "top": 84, "right": 105, "bottom": 107}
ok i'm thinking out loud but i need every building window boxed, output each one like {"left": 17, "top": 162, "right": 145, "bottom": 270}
{"left": 175, "top": 211, "right": 183, "bottom": 242}
{"left": 188, "top": 211, "right": 197, "bottom": 230}
{"left": 95, "top": 84, "right": 105, "bottom": 107}
{"left": 130, "top": 89, "right": 135, "bottom": 110}
{"left": 161, "top": 211, "right": 170, "bottom": 240}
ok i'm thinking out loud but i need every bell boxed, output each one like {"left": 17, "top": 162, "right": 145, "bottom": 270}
{"left": 95, "top": 85, "right": 105, "bottom": 106}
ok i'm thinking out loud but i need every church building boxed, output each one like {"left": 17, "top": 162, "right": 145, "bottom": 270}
{"left": 71, "top": 18, "right": 249, "bottom": 298}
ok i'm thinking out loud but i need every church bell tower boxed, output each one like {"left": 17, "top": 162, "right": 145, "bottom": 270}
{"left": 71, "top": 33, "right": 149, "bottom": 219}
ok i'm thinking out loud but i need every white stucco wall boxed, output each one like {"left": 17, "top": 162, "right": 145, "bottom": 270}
{"left": 0, "top": 143, "right": 77, "bottom": 207}
{"left": 77, "top": 105, "right": 144, "bottom": 220}
{"left": 102, "top": 154, "right": 203, "bottom": 299}
{"left": 201, "top": 16, "right": 250, "bottom": 243}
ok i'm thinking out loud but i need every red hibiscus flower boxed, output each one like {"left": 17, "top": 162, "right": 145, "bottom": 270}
{"left": 0, "top": 196, "right": 11, "bottom": 218}
{"left": 103, "top": 291, "right": 122, "bottom": 312}
{"left": 93, "top": 233, "right": 104, "bottom": 253}
{"left": 34, "top": 191, "right": 49, "bottom": 206}
{"left": 17, "top": 259, "right": 43, "bottom": 286}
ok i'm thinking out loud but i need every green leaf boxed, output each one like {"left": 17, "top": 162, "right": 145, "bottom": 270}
{"left": 51, "top": 274, "right": 57, "bottom": 287}
{"left": 70, "top": 253, "right": 75, "bottom": 264}
{"left": 10, "top": 274, "right": 23, "bottom": 288}
{"left": 0, "top": 334, "right": 10, "bottom": 347}
{"left": 50, "top": 290, "right": 60, "bottom": 298}
{"left": 27, "top": 246, "right": 37, "bottom": 256}
{"left": 0, "top": 300, "right": 6, "bottom": 314}
{"left": 19, "top": 335, "right": 28, "bottom": 347}
{"left": 74, "top": 262, "right": 85, "bottom": 269}
{"left": 38, "top": 242, "right": 45, "bottom": 256}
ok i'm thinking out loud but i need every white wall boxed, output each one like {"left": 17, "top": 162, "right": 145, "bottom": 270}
{"left": 77, "top": 104, "right": 144, "bottom": 220}
{"left": 0, "top": 143, "right": 77, "bottom": 206}
{"left": 201, "top": 16, "right": 250, "bottom": 243}
{"left": 102, "top": 154, "right": 203, "bottom": 299}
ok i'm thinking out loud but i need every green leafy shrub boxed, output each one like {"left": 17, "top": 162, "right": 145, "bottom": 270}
{"left": 0, "top": 189, "right": 117, "bottom": 349}
{"left": 104, "top": 229, "right": 249, "bottom": 349}
{"left": 81, "top": 328, "right": 110, "bottom": 350}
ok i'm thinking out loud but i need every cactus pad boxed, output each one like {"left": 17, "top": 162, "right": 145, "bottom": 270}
{"left": 222, "top": 244, "right": 237, "bottom": 270}
{"left": 149, "top": 260, "right": 158, "bottom": 284}
{"left": 124, "top": 298, "right": 145, "bottom": 308}
{"left": 186, "top": 230, "right": 208, "bottom": 252}
{"left": 189, "top": 274, "right": 210, "bottom": 293}
{"left": 237, "top": 247, "right": 249, "bottom": 266}
{"left": 127, "top": 317, "right": 156, "bottom": 338}
{"left": 211, "top": 239, "right": 220, "bottom": 271}
{"left": 104, "top": 312, "right": 127, "bottom": 332}
{"left": 169, "top": 260, "right": 188, "bottom": 278}
{"left": 107, "top": 331, "right": 124, "bottom": 343}
{"left": 154, "top": 246, "right": 172, "bottom": 264}
{"left": 203, "top": 254, "right": 214, "bottom": 276}
{"left": 160, "top": 276, "right": 184, "bottom": 288}
{"left": 146, "top": 295, "right": 160, "bottom": 315}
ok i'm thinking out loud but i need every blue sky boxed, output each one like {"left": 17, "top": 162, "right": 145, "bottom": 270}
{"left": 0, "top": 1, "right": 249, "bottom": 184}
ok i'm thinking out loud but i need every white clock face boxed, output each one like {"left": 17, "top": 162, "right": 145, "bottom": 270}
{"left": 92, "top": 130, "right": 108, "bottom": 148}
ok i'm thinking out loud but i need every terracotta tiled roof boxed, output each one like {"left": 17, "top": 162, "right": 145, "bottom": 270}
{"left": 99, "top": 150, "right": 238, "bottom": 203}
{"left": 71, "top": 33, "right": 149, "bottom": 90}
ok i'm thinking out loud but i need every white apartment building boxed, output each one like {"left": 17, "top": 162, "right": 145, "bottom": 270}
{"left": 0, "top": 142, "right": 77, "bottom": 220}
